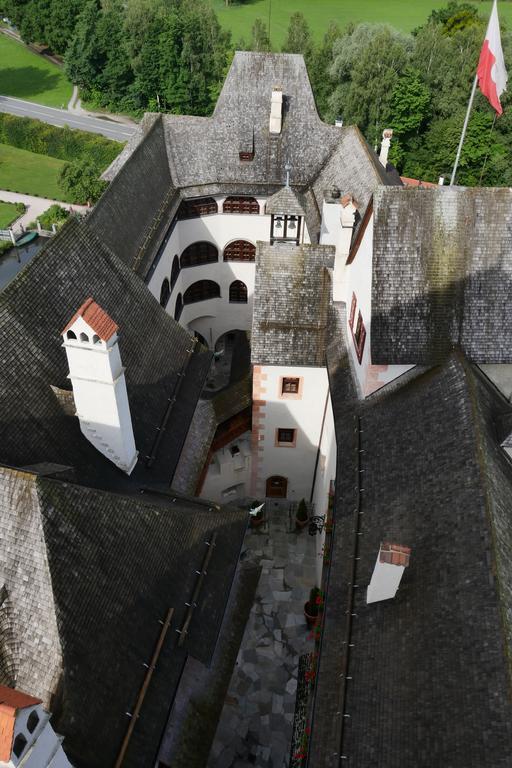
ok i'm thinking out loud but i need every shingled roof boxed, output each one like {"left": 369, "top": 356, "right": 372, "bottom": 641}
{"left": 0, "top": 217, "right": 210, "bottom": 491}
{"left": 0, "top": 465, "right": 247, "bottom": 768}
{"left": 371, "top": 186, "right": 512, "bottom": 365}
{"left": 265, "top": 185, "right": 307, "bottom": 216}
{"left": 251, "top": 242, "right": 335, "bottom": 366}
{"left": 308, "top": 338, "right": 512, "bottom": 766}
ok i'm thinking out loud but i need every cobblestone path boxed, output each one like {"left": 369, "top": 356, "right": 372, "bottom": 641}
{"left": 209, "top": 501, "right": 317, "bottom": 768}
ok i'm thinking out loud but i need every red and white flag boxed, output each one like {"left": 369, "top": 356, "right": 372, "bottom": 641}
{"left": 477, "top": 0, "right": 508, "bottom": 114}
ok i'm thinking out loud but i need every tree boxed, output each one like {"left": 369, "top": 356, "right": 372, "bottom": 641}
{"left": 330, "top": 24, "right": 412, "bottom": 146}
{"left": 249, "top": 18, "right": 270, "bottom": 52}
{"left": 59, "top": 158, "right": 107, "bottom": 204}
{"left": 308, "top": 21, "right": 341, "bottom": 120}
{"left": 282, "top": 12, "right": 313, "bottom": 60}
{"left": 425, "top": 1, "right": 481, "bottom": 34}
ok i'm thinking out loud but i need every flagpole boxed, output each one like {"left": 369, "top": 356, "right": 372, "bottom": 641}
{"left": 450, "top": 74, "right": 478, "bottom": 185}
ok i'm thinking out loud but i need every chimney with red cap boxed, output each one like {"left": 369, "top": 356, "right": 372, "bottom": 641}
{"left": 367, "top": 541, "right": 411, "bottom": 604}
{"left": 61, "top": 298, "right": 138, "bottom": 475}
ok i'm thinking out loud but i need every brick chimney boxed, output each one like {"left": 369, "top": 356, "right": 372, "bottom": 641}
{"left": 62, "top": 298, "right": 138, "bottom": 475}
{"left": 367, "top": 541, "right": 411, "bottom": 604}
{"left": 379, "top": 129, "right": 393, "bottom": 168}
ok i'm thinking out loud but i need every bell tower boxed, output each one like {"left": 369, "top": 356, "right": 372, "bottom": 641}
{"left": 61, "top": 297, "right": 138, "bottom": 475}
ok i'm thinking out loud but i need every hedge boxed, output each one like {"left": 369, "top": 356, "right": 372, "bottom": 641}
{"left": 0, "top": 114, "right": 122, "bottom": 168}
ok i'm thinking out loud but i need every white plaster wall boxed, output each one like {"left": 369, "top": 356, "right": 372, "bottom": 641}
{"left": 200, "top": 433, "right": 251, "bottom": 504}
{"left": 5, "top": 706, "right": 72, "bottom": 767}
{"left": 257, "top": 366, "right": 329, "bottom": 502}
{"left": 345, "top": 216, "right": 414, "bottom": 396}
{"left": 310, "top": 393, "right": 336, "bottom": 586}
{"left": 147, "top": 195, "right": 311, "bottom": 347}
{"left": 345, "top": 216, "right": 373, "bottom": 390}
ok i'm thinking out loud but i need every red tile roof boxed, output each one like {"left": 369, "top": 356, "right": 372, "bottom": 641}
{"left": 0, "top": 685, "right": 41, "bottom": 711}
{"left": 379, "top": 541, "right": 411, "bottom": 567}
{"left": 62, "top": 297, "right": 119, "bottom": 341}
{"left": 0, "top": 687, "right": 40, "bottom": 761}
{"left": 400, "top": 176, "right": 438, "bottom": 189}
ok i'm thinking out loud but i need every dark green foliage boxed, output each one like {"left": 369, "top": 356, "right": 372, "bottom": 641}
{"left": 58, "top": 158, "right": 107, "bottom": 204}
{"left": 282, "top": 12, "right": 314, "bottom": 59}
{"left": 424, "top": 1, "right": 482, "bottom": 34}
{"left": 0, "top": 114, "right": 121, "bottom": 166}
{"left": 296, "top": 498, "right": 309, "bottom": 522}
{"left": 2, "top": 0, "right": 81, "bottom": 55}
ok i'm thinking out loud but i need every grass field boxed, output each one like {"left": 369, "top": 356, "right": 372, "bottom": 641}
{"left": 212, "top": 0, "right": 512, "bottom": 45}
{"left": 0, "top": 143, "right": 69, "bottom": 201}
{"left": 0, "top": 33, "right": 72, "bottom": 108}
{"left": 0, "top": 201, "right": 22, "bottom": 228}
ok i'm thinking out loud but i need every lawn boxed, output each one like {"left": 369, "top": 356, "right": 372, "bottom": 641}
{"left": 0, "top": 201, "right": 22, "bottom": 228}
{"left": 212, "top": 0, "right": 512, "bottom": 45}
{"left": 0, "top": 143, "right": 69, "bottom": 201}
{"left": 0, "top": 33, "right": 72, "bottom": 108}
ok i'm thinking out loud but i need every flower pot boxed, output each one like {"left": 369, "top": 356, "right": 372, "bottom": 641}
{"left": 250, "top": 515, "right": 264, "bottom": 529}
{"left": 304, "top": 601, "right": 318, "bottom": 629}
{"left": 295, "top": 516, "right": 309, "bottom": 530}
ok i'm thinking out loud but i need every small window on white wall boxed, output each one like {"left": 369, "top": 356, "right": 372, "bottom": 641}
{"left": 279, "top": 376, "right": 303, "bottom": 399}
{"left": 275, "top": 428, "right": 297, "bottom": 447}
{"left": 353, "top": 311, "right": 366, "bottom": 364}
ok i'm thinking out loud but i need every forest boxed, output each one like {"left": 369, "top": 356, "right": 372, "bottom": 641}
{"left": 1, "top": 0, "right": 511, "bottom": 185}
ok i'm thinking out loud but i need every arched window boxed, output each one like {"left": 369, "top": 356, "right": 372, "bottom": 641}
{"left": 183, "top": 280, "right": 220, "bottom": 305}
{"left": 180, "top": 242, "right": 218, "bottom": 269}
{"left": 160, "top": 278, "right": 170, "bottom": 308}
{"left": 66, "top": 330, "right": 76, "bottom": 340}
{"left": 223, "top": 196, "right": 259, "bottom": 214}
{"left": 229, "top": 280, "right": 248, "bottom": 303}
{"left": 92, "top": 334, "right": 101, "bottom": 345}
{"left": 13, "top": 734, "right": 27, "bottom": 758}
{"left": 27, "top": 711, "right": 39, "bottom": 734}
{"left": 79, "top": 332, "right": 89, "bottom": 343}
{"left": 177, "top": 197, "right": 218, "bottom": 219}
{"left": 170, "top": 255, "right": 180, "bottom": 290}
{"left": 223, "top": 240, "right": 256, "bottom": 263}
{"left": 174, "top": 293, "right": 183, "bottom": 321}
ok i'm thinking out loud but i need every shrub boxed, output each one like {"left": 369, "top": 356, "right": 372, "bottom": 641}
{"left": 59, "top": 159, "right": 107, "bottom": 205}
{"left": 0, "top": 114, "right": 122, "bottom": 168}
{"left": 28, "top": 204, "right": 70, "bottom": 231}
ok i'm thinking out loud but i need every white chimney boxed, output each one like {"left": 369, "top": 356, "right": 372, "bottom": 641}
{"left": 269, "top": 88, "right": 283, "bottom": 135}
{"left": 62, "top": 298, "right": 138, "bottom": 475}
{"left": 379, "top": 129, "right": 393, "bottom": 168}
{"left": 367, "top": 541, "right": 411, "bottom": 604}
{"left": 333, "top": 194, "right": 357, "bottom": 303}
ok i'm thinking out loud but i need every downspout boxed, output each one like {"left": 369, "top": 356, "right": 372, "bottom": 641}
{"left": 309, "top": 386, "right": 330, "bottom": 504}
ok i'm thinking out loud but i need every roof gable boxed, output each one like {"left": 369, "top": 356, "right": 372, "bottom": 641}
{"left": 62, "top": 297, "right": 118, "bottom": 341}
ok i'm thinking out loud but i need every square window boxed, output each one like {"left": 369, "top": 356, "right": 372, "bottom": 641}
{"left": 282, "top": 377, "right": 300, "bottom": 395}
{"left": 276, "top": 428, "right": 296, "bottom": 446}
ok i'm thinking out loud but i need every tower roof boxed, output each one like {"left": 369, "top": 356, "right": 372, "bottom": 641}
{"left": 0, "top": 686, "right": 41, "bottom": 712}
{"left": 62, "top": 297, "right": 119, "bottom": 341}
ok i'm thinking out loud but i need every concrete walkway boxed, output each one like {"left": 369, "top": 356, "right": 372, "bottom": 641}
{"left": 0, "top": 190, "right": 88, "bottom": 231}
{"left": 209, "top": 501, "right": 318, "bottom": 768}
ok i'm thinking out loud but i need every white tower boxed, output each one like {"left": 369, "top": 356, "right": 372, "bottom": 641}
{"left": 61, "top": 297, "right": 138, "bottom": 475}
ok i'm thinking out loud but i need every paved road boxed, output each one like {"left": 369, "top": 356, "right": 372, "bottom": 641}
{"left": 0, "top": 95, "right": 137, "bottom": 142}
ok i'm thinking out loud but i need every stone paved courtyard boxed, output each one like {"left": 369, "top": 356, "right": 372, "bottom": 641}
{"left": 208, "top": 500, "right": 318, "bottom": 768}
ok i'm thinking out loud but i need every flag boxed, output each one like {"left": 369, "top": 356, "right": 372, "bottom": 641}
{"left": 477, "top": 0, "right": 508, "bottom": 114}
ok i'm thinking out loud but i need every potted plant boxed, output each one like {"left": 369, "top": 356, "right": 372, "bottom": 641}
{"left": 249, "top": 500, "right": 265, "bottom": 529}
{"left": 304, "top": 587, "right": 323, "bottom": 629}
{"left": 295, "top": 498, "right": 309, "bottom": 530}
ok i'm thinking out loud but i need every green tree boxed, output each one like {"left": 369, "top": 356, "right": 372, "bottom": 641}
{"left": 425, "top": 1, "right": 481, "bottom": 34}
{"left": 308, "top": 21, "right": 341, "bottom": 120}
{"left": 59, "top": 158, "right": 107, "bottom": 204}
{"left": 249, "top": 18, "right": 270, "bottom": 52}
{"left": 282, "top": 12, "right": 313, "bottom": 60}
{"left": 330, "top": 24, "right": 412, "bottom": 146}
